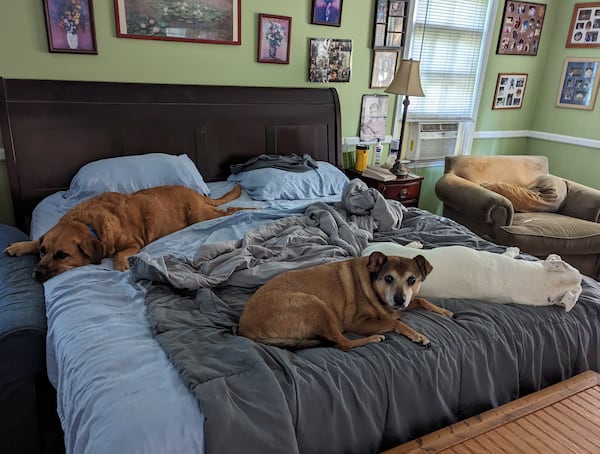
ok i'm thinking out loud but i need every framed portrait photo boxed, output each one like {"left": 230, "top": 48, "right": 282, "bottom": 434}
{"left": 113, "top": 0, "right": 241, "bottom": 45}
{"left": 556, "top": 58, "right": 600, "bottom": 110}
{"left": 43, "top": 0, "right": 97, "bottom": 54}
{"left": 496, "top": 2, "right": 547, "bottom": 56}
{"left": 360, "top": 94, "right": 389, "bottom": 142}
{"left": 565, "top": 2, "right": 600, "bottom": 48}
{"left": 257, "top": 14, "right": 291, "bottom": 64}
{"left": 492, "top": 73, "right": 528, "bottom": 109}
{"left": 370, "top": 51, "right": 398, "bottom": 89}
{"left": 311, "top": 0, "right": 343, "bottom": 27}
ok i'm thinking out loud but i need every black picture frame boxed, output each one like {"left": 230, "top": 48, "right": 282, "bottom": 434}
{"left": 311, "top": 0, "right": 343, "bottom": 27}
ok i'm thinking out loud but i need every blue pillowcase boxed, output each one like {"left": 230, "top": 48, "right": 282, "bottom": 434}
{"left": 64, "top": 153, "right": 210, "bottom": 199}
{"left": 227, "top": 161, "right": 349, "bottom": 201}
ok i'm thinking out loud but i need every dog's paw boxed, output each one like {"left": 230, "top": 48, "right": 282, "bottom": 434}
{"left": 4, "top": 243, "right": 25, "bottom": 256}
{"left": 405, "top": 241, "right": 424, "bottom": 249}
{"left": 411, "top": 333, "right": 430, "bottom": 347}
{"left": 440, "top": 308, "right": 455, "bottom": 319}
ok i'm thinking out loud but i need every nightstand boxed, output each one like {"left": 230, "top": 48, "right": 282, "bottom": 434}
{"left": 345, "top": 169, "right": 424, "bottom": 208}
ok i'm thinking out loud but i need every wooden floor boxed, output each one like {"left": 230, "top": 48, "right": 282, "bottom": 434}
{"left": 383, "top": 370, "right": 600, "bottom": 454}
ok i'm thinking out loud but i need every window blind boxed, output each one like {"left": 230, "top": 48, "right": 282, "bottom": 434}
{"left": 407, "top": 0, "right": 491, "bottom": 120}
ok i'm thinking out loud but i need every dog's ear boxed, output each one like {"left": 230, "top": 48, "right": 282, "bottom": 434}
{"left": 78, "top": 238, "right": 106, "bottom": 264}
{"left": 413, "top": 255, "right": 433, "bottom": 280}
{"left": 367, "top": 251, "right": 387, "bottom": 273}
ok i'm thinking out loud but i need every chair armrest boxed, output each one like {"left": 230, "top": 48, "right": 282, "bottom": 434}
{"left": 435, "top": 174, "right": 514, "bottom": 227}
{"left": 560, "top": 180, "right": 600, "bottom": 223}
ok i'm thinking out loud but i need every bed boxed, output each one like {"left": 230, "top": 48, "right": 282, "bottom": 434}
{"left": 1, "top": 78, "right": 599, "bottom": 454}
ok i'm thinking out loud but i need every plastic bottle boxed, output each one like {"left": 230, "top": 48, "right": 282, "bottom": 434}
{"left": 373, "top": 139, "right": 383, "bottom": 166}
{"left": 385, "top": 139, "right": 400, "bottom": 168}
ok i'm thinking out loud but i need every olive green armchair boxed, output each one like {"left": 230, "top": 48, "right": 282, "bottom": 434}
{"left": 435, "top": 155, "right": 600, "bottom": 280}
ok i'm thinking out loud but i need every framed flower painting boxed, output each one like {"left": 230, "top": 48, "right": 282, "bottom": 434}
{"left": 257, "top": 14, "right": 292, "bottom": 64}
{"left": 43, "top": 0, "right": 98, "bottom": 54}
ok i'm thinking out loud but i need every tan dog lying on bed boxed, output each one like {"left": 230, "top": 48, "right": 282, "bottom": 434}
{"left": 362, "top": 242, "right": 582, "bottom": 311}
{"left": 4, "top": 185, "right": 246, "bottom": 282}
{"left": 238, "top": 252, "right": 454, "bottom": 350}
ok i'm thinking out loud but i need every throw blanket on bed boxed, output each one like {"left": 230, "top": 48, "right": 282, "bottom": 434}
{"left": 130, "top": 206, "right": 600, "bottom": 454}
{"left": 131, "top": 179, "right": 404, "bottom": 290}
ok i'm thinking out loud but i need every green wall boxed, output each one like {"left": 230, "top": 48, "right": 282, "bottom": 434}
{"left": 0, "top": 0, "right": 598, "bottom": 224}
{"left": 0, "top": 0, "right": 395, "bottom": 225}
{"left": 472, "top": 0, "right": 600, "bottom": 197}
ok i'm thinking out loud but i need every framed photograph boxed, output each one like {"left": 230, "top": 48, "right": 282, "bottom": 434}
{"left": 311, "top": 0, "right": 343, "bottom": 27}
{"left": 360, "top": 94, "right": 389, "bottom": 142}
{"left": 371, "top": 51, "right": 398, "bottom": 89}
{"left": 43, "top": 0, "right": 97, "bottom": 54}
{"left": 308, "top": 38, "right": 352, "bottom": 83}
{"left": 492, "top": 73, "right": 528, "bottom": 109}
{"left": 556, "top": 58, "right": 600, "bottom": 110}
{"left": 372, "top": 0, "right": 406, "bottom": 49}
{"left": 257, "top": 14, "right": 291, "bottom": 64}
{"left": 388, "top": 1, "right": 406, "bottom": 17}
{"left": 113, "top": 0, "right": 241, "bottom": 45}
{"left": 566, "top": 2, "right": 600, "bottom": 48}
{"left": 375, "top": 0, "right": 388, "bottom": 23}
{"left": 496, "top": 2, "right": 547, "bottom": 56}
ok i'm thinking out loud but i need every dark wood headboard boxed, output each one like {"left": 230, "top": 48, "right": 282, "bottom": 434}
{"left": 0, "top": 78, "right": 342, "bottom": 231}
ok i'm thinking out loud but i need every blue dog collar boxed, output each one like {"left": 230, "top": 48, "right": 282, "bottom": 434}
{"left": 87, "top": 224, "right": 99, "bottom": 240}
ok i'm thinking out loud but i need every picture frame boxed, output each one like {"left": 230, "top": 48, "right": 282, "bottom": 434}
{"left": 565, "top": 2, "right": 600, "bottom": 48}
{"left": 257, "top": 14, "right": 291, "bottom": 64}
{"left": 492, "top": 73, "right": 528, "bottom": 109}
{"left": 496, "top": 2, "right": 547, "bottom": 56}
{"left": 311, "top": 0, "right": 343, "bottom": 27}
{"left": 360, "top": 94, "right": 389, "bottom": 142}
{"left": 370, "top": 50, "right": 398, "bottom": 89}
{"left": 556, "top": 57, "right": 600, "bottom": 110}
{"left": 308, "top": 38, "right": 352, "bottom": 83}
{"left": 43, "top": 0, "right": 97, "bottom": 54}
{"left": 113, "top": 0, "right": 241, "bottom": 45}
{"left": 372, "top": 0, "right": 407, "bottom": 50}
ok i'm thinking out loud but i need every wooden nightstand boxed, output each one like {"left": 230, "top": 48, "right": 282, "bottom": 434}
{"left": 345, "top": 169, "right": 423, "bottom": 208}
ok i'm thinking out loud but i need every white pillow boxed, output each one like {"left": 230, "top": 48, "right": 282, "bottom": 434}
{"left": 65, "top": 153, "right": 210, "bottom": 199}
{"left": 227, "top": 162, "right": 349, "bottom": 201}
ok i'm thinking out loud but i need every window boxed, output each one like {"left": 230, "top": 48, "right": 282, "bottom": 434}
{"left": 406, "top": 0, "right": 494, "bottom": 121}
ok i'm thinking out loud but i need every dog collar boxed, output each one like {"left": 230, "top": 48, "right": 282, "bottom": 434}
{"left": 87, "top": 224, "right": 99, "bottom": 240}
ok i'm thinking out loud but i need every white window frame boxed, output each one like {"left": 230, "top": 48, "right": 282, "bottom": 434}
{"left": 393, "top": 0, "right": 499, "bottom": 162}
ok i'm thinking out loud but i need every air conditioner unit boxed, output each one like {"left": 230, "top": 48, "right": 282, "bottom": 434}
{"left": 406, "top": 122, "right": 461, "bottom": 161}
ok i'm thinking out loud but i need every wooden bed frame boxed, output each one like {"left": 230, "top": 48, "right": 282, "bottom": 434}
{"left": 0, "top": 78, "right": 342, "bottom": 232}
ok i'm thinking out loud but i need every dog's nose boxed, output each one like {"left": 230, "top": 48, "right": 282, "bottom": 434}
{"left": 33, "top": 268, "right": 46, "bottom": 282}
{"left": 394, "top": 294, "right": 406, "bottom": 308}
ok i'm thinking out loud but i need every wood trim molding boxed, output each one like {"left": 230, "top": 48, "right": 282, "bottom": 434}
{"left": 474, "top": 129, "right": 600, "bottom": 149}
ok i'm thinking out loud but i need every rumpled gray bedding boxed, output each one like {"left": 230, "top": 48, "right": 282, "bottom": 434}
{"left": 130, "top": 205, "right": 600, "bottom": 454}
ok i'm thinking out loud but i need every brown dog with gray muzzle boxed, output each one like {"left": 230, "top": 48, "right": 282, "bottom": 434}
{"left": 238, "top": 252, "right": 454, "bottom": 350}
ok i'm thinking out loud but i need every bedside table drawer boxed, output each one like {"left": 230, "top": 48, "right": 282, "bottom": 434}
{"left": 382, "top": 181, "right": 421, "bottom": 201}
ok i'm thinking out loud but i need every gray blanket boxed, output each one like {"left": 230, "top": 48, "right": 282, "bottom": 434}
{"left": 131, "top": 179, "right": 405, "bottom": 290}
{"left": 130, "top": 205, "right": 600, "bottom": 454}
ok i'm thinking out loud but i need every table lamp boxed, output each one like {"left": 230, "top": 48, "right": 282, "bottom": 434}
{"left": 384, "top": 59, "right": 425, "bottom": 176}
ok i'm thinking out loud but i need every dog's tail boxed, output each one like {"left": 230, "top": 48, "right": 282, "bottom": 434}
{"left": 209, "top": 184, "right": 243, "bottom": 206}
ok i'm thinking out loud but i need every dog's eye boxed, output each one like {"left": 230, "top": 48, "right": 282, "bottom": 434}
{"left": 39, "top": 247, "right": 47, "bottom": 257}
{"left": 407, "top": 276, "right": 416, "bottom": 286}
{"left": 54, "top": 251, "right": 70, "bottom": 261}
{"left": 384, "top": 275, "right": 394, "bottom": 284}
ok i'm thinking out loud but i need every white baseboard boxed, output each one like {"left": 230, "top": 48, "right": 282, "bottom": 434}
{"left": 473, "top": 130, "right": 600, "bottom": 149}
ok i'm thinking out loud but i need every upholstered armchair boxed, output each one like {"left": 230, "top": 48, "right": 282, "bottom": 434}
{"left": 435, "top": 155, "right": 600, "bottom": 280}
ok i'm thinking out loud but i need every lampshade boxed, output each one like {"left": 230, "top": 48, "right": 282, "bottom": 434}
{"left": 384, "top": 59, "right": 425, "bottom": 97}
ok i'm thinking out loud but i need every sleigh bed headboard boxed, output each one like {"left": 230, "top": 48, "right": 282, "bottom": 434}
{"left": 0, "top": 78, "right": 342, "bottom": 231}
